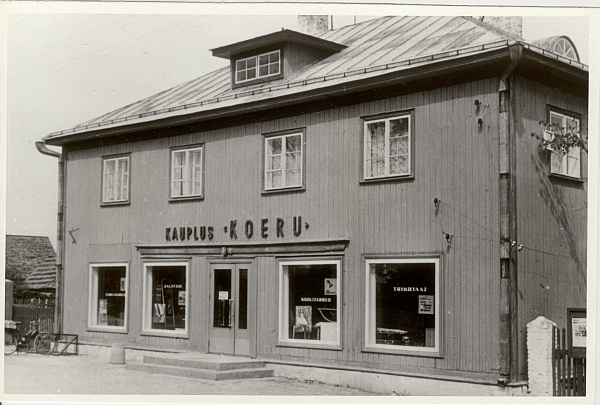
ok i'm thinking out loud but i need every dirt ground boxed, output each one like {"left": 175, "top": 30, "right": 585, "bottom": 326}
{"left": 3, "top": 351, "right": 375, "bottom": 397}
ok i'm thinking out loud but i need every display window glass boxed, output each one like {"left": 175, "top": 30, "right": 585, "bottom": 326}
{"left": 279, "top": 259, "right": 341, "bottom": 347}
{"left": 88, "top": 264, "right": 128, "bottom": 332}
{"left": 143, "top": 262, "right": 189, "bottom": 337}
{"left": 365, "top": 257, "right": 440, "bottom": 355}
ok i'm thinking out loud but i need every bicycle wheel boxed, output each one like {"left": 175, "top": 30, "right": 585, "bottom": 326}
{"left": 34, "top": 333, "right": 56, "bottom": 355}
{"left": 4, "top": 330, "right": 18, "bottom": 355}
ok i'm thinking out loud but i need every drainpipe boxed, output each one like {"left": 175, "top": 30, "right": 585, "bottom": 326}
{"left": 35, "top": 141, "right": 64, "bottom": 335}
{"left": 498, "top": 43, "right": 522, "bottom": 385}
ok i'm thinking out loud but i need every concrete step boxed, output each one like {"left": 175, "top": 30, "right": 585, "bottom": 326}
{"left": 127, "top": 361, "right": 274, "bottom": 381}
{"left": 143, "top": 355, "right": 267, "bottom": 371}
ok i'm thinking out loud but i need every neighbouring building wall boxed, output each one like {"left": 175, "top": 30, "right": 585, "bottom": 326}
{"left": 512, "top": 75, "right": 588, "bottom": 379}
{"left": 61, "top": 77, "right": 503, "bottom": 377}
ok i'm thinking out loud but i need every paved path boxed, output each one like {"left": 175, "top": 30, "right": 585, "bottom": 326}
{"left": 4, "top": 351, "right": 374, "bottom": 396}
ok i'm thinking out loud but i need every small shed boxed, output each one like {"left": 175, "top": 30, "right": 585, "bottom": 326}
{"left": 22, "top": 254, "right": 57, "bottom": 296}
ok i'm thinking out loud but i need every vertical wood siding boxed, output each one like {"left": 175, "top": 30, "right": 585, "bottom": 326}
{"left": 512, "top": 76, "right": 587, "bottom": 379}
{"left": 63, "top": 77, "right": 503, "bottom": 376}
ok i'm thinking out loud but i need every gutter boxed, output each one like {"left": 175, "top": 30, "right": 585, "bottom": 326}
{"left": 35, "top": 141, "right": 65, "bottom": 335}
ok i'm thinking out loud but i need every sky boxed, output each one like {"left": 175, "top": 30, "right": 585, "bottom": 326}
{"left": 2, "top": 3, "right": 596, "bottom": 249}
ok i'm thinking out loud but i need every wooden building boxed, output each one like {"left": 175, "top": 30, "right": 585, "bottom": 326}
{"left": 38, "top": 16, "right": 587, "bottom": 388}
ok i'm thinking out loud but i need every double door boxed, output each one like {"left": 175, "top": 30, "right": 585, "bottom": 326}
{"left": 208, "top": 263, "right": 250, "bottom": 356}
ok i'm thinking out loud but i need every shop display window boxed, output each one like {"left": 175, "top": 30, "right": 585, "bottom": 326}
{"left": 143, "top": 262, "right": 188, "bottom": 336}
{"left": 279, "top": 260, "right": 341, "bottom": 346}
{"left": 365, "top": 257, "right": 440, "bottom": 355}
{"left": 88, "top": 264, "right": 128, "bottom": 332}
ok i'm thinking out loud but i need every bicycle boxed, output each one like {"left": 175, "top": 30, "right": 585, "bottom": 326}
{"left": 4, "top": 320, "right": 56, "bottom": 355}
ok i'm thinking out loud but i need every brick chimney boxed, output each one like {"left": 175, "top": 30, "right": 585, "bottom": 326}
{"left": 298, "top": 15, "right": 329, "bottom": 36}
{"left": 483, "top": 16, "right": 522, "bottom": 38}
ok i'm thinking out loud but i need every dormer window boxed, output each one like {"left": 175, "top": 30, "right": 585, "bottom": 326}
{"left": 235, "top": 50, "right": 281, "bottom": 84}
{"left": 211, "top": 29, "right": 346, "bottom": 90}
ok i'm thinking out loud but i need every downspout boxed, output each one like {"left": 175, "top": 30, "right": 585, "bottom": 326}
{"left": 35, "top": 141, "right": 64, "bottom": 335}
{"left": 498, "top": 43, "right": 522, "bottom": 385}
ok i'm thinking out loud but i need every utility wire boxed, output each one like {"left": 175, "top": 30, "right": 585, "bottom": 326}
{"left": 10, "top": 15, "right": 225, "bottom": 82}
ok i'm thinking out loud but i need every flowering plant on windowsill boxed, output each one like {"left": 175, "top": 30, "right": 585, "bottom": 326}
{"left": 531, "top": 121, "right": 587, "bottom": 155}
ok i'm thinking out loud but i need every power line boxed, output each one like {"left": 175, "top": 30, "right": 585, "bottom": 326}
{"left": 9, "top": 15, "right": 225, "bottom": 83}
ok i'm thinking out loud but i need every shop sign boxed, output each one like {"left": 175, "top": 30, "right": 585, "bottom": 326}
{"left": 300, "top": 297, "right": 332, "bottom": 303}
{"left": 165, "top": 215, "right": 307, "bottom": 242}
{"left": 393, "top": 286, "right": 428, "bottom": 292}
{"left": 568, "top": 308, "right": 586, "bottom": 358}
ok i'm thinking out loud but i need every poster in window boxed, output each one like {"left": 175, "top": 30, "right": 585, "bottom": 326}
{"left": 572, "top": 317, "right": 586, "bottom": 348}
{"left": 324, "top": 278, "right": 337, "bottom": 295}
{"left": 295, "top": 305, "right": 312, "bottom": 331}
{"left": 99, "top": 299, "right": 108, "bottom": 314}
{"left": 120, "top": 277, "right": 126, "bottom": 291}
{"left": 418, "top": 295, "right": 434, "bottom": 314}
{"left": 178, "top": 290, "right": 186, "bottom": 306}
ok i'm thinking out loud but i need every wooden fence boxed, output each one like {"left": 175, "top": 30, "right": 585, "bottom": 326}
{"left": 553, "top": 327, "right": 586, "bottom": 396}
{"left": 12, "top": 301, "right": 55, "bottom": 334}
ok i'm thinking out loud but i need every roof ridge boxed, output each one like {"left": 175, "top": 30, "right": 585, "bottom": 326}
{"left": 463, "top": 16, "right": 523, "bottom": 41}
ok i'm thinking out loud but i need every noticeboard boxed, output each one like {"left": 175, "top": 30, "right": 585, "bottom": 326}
{"left": 567, "top": 308, "right": 586, "bottom": 358}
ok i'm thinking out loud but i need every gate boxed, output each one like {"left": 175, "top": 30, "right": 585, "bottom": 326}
{"left": 12, "top": 299, "right": 55, "bottom": 334}
{"left": 552, "top": 326, "right": 586, "bottom": 396}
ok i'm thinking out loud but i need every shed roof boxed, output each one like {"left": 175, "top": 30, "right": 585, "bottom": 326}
{"left": 22, "top": 255, "right": 57, "bottom": 290}
{"left": 5, "top": 235, "right": 55, "bottom": 283}
{"left": 43, "top": 15, "right": 587, "bottom": 145}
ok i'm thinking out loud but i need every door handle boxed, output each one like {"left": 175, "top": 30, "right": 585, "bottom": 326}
{"left": 229, "top": 299, "right": 234, "bottom": 328}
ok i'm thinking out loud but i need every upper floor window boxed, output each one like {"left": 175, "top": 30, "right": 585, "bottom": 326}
{"left": 264, "top": 131, "right": 303, "bottom": 191}
{"left": 235, "top": 50, "right": 280, "bottom": 84}
{"left": 171, "top": 146, "right": 203, "bottom": 199}
{"left": 548, "top": 110, "right": 581, "bottom": 179}
{"left": 363, "top": 113, "right": 412, "bottom": 180}
{"left": 102, "top": 155, "right": 129, "bottom": 204}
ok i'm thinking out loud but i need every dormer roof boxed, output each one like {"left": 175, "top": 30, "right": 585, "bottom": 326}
{"left": 211, "top": 29, "right": 346, "bottom": 59}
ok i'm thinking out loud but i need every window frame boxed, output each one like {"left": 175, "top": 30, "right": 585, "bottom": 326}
{"left": 277, "top": 258, "right": 342, "bottom": 350}
{"left": 546, "top": 107, "right": 582, "bottom": 180}
{"left": 362, "top": 111, "right": 414, "bottom": 182}
{"left": 364, "top": 256, "right": 442, "bottom": 357}
{"left": 263, "top": 129, "right": 305, "bottom": 193}
{"left": 141, "top": 260, "right": 190, "bottom": 338}
{"left": 87, "top": 262, "right": 129, "bottom": 333}
{"left": 169, "top": 145, "right": 205, "bottom": 201}
{"left": 101, "top": 154, "right": 130, "bottom": 205}
{"left": 235, "top": 50, "right": 281, "bottom": 84}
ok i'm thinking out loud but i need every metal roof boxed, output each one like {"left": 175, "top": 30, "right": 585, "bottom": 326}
{"left": 43, "top": 16, "right": 588, "bottom": 143}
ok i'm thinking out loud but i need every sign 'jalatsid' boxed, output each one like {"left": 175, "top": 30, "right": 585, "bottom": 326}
{"left": 166, "top": 216, "right": 306, "bottom": 242}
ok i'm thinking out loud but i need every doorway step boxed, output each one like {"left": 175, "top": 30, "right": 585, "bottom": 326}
{"left": 127, "top": 353, "right": 274, "bottom": 380}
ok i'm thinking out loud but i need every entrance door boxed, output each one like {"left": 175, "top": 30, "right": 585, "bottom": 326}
{"left": 209, "top": 263, "right": 250, "bottom": 356}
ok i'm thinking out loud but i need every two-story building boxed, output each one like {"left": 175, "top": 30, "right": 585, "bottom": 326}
{"left": 37, "top": 15, "right": 587, "bottom": 393}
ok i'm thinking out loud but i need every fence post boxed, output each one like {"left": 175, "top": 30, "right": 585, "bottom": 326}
{"left": 527, "top": 316, "right": 556, "bottom": 396}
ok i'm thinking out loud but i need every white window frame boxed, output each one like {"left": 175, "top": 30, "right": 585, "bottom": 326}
{"left": 363, "top": 114, "right": 412, "bottom": 180}
{"left": 142, "top": 261, "right": 190, "bottom": 338}
{"left": 87, "top": 263, "right": 129, "bottom": 333}
{"left": 264, "top": 132, "right": 304, "bottom": 191}
{"left": 170, "top": 146, "right": 204, "bottom": 199}
{"left": 548, "top": 110, "right": 581, "bottom": 179}
{"left": 365, "top": 257, "right": 441, "bottom": 356}
{"left": 102, "top": 155, "right": 129, "bottom": 203}
{"left": 235, "top": 50, "right": 281, "bottom": 84}
{"left": 278, "top": 259, "right": 342, "bottom": 348}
